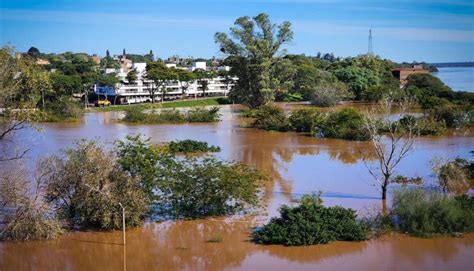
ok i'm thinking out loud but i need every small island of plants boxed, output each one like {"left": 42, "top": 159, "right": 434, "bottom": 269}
{"left": 122, "top": 106, "right": 221, "bottom": 124}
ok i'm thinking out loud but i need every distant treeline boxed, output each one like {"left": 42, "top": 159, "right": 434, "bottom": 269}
{"left": 431, "top": 62, "right": 474, "bottom": 68}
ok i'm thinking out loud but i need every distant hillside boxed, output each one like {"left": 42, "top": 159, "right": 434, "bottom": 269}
{"left": 431, "top": 62, "right": 474, "bottom": 68}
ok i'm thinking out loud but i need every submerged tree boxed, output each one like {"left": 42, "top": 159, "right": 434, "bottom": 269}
{"left": 0, "top": 160, "right": 62, "bottom": 241}
{"left": 215, "top": 13, "right": 293, "bottom": 108}
{"left": 363, "top": 96, "right": 419, "bottom": 200}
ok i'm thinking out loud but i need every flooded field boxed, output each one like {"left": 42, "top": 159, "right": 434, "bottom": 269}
{"left": 1, "top": 104, "right": 473, "bottom": 270}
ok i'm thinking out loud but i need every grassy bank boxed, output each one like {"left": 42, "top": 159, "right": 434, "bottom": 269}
{"left": 89, "top": 97, "right": 227, "bottom": 112}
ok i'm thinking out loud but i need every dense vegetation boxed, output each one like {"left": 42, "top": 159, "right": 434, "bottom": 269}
{"left": 122, "top": 106, "right": 221, "bottom": 124}
{"left": 0, "top": 135, "right": 265, "bottom": 240}
{"left": 390, "top": 189, "right": 474, "bottom": 237}
{"left": 252, "top": 193, "right": 367, "bottom": 246}
{"left": 165, "top": 140, "right": 221, "bottom": 153}
{"left": 115, "top": 135, "right": 265, "bottom": 218}
{"left": 249, "top": 104, "right": 370, "bottom": 140}
{"left": 43, "top": 140, "right": 148, "bottom": 230}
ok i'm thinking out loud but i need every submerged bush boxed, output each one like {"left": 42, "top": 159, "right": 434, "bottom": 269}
{"left": 44, "top": 140, "right": 148, "bottom": 230}
{"left": 428, "top": 104, "right": 473, "bottom": 128}
{"left": 434, "top": 158, "right": 472, "bottom": 194}
{"left": 319, "top": 108, "right": 370, "bottom": 140}
{"left": 157, "top": 157, "right": 264, "bottom": 218}
{"left": 42, "top": 99, "right": 84, "bottom": 122}
{"left": 251, "top": 104, "right": 290, "bottom": 131}
{"left": 399, "top": 115, "right": 447, "bottom": 136}
{"left": 252, "top": 193, "right": 367, "bottom": 246}
{"left": 288, "top": 108, "right": 324, "bottom": 133}
{"left": 186, "top": 106, "right": 221, "bottom": 122}
{"left": 165, "top": 140, "right": 221, "bottom": 153}
{"left": 391, "top": 189, "right": 474, "bottom": 237}
{"left": 122, "top": 107, "right": 220, "bottom": 124}
{"left": 0, "top": 162, "right": 62, "bottom": 241}
{"left": 115, "top": 135, "right": 265, "bottom": 218}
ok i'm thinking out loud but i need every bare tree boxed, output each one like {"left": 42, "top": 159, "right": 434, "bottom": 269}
{"left": 363, "top": 96, "right": 418, "bottom": 200}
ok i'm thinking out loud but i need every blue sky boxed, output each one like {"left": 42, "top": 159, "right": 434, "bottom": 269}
{"left": 1, "top": 0, "right": 473, "bottom": 62}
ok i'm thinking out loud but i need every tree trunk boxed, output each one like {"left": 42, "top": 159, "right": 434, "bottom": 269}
{"left": 381, "top": 176, "right": 389, "bottom": 200}
{"left": 41, "top": 90, "right": 45, "bottom": 109}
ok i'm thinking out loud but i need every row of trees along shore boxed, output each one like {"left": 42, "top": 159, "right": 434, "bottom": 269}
{"left": 0, "top": 13, "right": 472, "bottom": 244}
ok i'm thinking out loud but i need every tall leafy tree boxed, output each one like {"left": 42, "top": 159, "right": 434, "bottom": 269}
{"left": 194, "top": 69, "right": 211, "bottom": 97}
{"left": 145, "top": 62, "right": 176, "bottom": 103}
{"left": 215, "top": 13, "right": 293, "bottom": 108}
{"left": 126, "top": 68, "right": 138, "bottom": 84}
{"left": 218, "top": 70, "right": 234, "bottom": 97}
{"left": 176, "top": 69, "right": 196, "bottom": 100}
{"left": 27, "top": 47, "right": 40, "bottom": 59}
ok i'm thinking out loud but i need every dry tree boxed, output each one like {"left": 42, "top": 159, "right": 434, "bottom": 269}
{"left": 363, "top": 95, "right": 419, "bottom": 200}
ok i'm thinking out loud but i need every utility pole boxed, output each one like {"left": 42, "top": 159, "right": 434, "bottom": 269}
{"left": 118, "top": 203, "right": 126, "bottom": 245}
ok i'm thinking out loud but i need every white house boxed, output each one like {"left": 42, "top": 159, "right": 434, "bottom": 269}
{"left": 95, "top": 62, "right": 236, "bottom": 104}
{"left": 190, "top": 61, "right": 207, "bottom": 71}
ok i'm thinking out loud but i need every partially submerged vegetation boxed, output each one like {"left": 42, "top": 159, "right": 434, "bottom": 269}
{"left": 91, "top": 97, "right": 229, "bottom": 112}
{"left": 248, "top": 104, "right": 369, "bottom": 140}
{"left": 0, "top": 135, "right": 265, "bottom": 240}
{"left": 115, "top": 135, "right": 265, "bottom": 218}
{"left": 122, "top": 106, "right": 221, "bottom": 124}
{"left": 164, "top": 140, "right": 221, "bottom": 153}
{"left": 390, "top": 189, "right": 474, "bottom": 237}
{"left": 252, "top": 193, "right": 368, "bottom": 246}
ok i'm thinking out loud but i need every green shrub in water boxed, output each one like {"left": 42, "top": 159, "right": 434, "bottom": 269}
{"left": 186, "top": 106, "right": 221, "bottom": 122}
{"left": 42, "top": 99, "right": 84, "bottom": 122}
{"left": 319, "top": 108, "right": 370, "bottom": 140}
{"left": 122, "top": 107, "right": 220, "bottom": 124}
{"left": 252, "top": 193, "right": 368, "bottom": 246}
{"left": 166, "top": 140, "right": 221, "bottom": 153}
{"left": 251, "top": 104, "right": 290, "bottom": 132}
{"left": 391, "top": 189, "right": 474, "bottom": 237}
{"left": 288, "top": 108, "right": 324, "bottom": 133}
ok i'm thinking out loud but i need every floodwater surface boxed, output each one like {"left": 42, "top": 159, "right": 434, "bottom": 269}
{"left": 1, "top": 104, "right": 473, "bottom": 271}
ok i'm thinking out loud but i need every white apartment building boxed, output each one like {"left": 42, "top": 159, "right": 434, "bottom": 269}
{"left": 95, "top": 62, "right": 235, "bottom": 104}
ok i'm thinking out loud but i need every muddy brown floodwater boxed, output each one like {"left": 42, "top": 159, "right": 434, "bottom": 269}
{"left": 1, "top": 104, "right": 473, "bottom": 271}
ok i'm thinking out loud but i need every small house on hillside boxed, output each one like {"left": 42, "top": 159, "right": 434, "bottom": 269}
{"left": 392, "top": 65, "right": 429, "bottom": 86}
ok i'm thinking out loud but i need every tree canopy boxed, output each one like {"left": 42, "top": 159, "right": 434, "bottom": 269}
{"left": 215, "top": 13, "right": 293, "bottom": 108}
